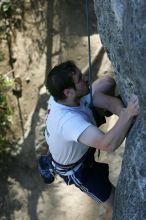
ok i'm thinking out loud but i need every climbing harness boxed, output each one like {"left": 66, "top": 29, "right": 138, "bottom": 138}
{"left": 38, "top": 144, "right": 96, "bottom": 185}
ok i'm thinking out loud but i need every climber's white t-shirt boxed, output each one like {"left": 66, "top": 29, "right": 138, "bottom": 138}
{"left": 45, "top": 94, "right": 97, "bottom": 165}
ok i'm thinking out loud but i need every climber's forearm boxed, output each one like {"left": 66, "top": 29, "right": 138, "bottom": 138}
{"left": 98, "top": 109, "right": 133, "bottom": 151}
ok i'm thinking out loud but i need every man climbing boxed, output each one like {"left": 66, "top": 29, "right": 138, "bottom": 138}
{"left": 45, "top": 61, "right": 139, "bottom": 220}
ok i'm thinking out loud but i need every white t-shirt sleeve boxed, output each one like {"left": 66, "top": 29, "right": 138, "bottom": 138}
{"left": 61, "top": 113, "right": 92, "bottom": 142}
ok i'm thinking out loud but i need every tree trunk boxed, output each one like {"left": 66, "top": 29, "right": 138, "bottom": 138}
{"left": 94, "top": 1, "right": 146, "bottom": 219}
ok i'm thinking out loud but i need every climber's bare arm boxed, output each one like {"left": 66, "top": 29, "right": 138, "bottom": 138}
{"left": 78, "top": 95, "right": 139, "bottom": 152}
{"left": 93, "top": 92, "right": 124, "bottom": 116}
{"left": 91, "top": 75, "right": 123, "bottom": 116}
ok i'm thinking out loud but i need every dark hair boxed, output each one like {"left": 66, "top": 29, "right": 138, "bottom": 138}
{"left": 46, "top": 61, "right": 77, "bottom": 101}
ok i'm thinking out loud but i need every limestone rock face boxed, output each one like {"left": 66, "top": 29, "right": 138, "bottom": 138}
{"left": 94, "top": 1, "right": 146, "bottom": 219}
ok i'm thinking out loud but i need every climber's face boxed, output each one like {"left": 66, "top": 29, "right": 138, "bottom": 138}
{"left": 72, "top": 68, "right": 90, "bottom": 98}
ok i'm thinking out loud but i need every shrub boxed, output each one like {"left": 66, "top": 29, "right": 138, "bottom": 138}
{"left": 0, "top": 74, "right": 14, "bottom": 170}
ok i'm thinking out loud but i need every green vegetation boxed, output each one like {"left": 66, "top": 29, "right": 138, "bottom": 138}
{"left": 0, "top": 0, "right": 22, "bottom": 164}
{"left": 0, "top": 74, "right": 15, "bottom": 174}
{"left": 0, "top": 74, "right": 14, "bottom": 170}
{"left": 0, "top": 0, "right": 23, "bottom": 39}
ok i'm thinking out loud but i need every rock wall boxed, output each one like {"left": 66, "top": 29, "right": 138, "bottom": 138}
{"left": 94, "top": 1, "right": 146, "bottom": 219}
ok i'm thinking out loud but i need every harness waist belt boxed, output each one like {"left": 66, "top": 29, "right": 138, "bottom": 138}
{"left": 52, "top": 148, "right": 95, "bottom": 171}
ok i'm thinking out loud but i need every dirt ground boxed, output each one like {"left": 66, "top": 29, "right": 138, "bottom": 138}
{"left": 0, "top": 1, "right": 124, "bottom": 219}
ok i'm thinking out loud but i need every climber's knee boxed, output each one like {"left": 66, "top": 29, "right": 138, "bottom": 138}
{"left": 92, "top": 75, "right": 116, "bottom": 95}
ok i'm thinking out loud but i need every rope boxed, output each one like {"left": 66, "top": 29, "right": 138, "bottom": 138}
{"left": 84, "top": 0, "right": 101, "bottom": 158}
{"left": 84, "top": 0, "right": 93, "bottom": 107}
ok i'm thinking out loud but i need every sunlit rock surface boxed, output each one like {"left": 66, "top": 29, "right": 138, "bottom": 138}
{"left": 94, "top": 1, "right": 146, "bottom": 219}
